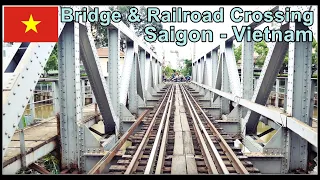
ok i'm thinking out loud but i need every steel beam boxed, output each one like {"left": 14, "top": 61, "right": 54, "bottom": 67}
{"left": 58, "top": 22, "right": 81, "bottom": 168}
{"left": 205, "top": 53, "right": 212, "bottom": 86}
{"left": 244, "top": 23, "right": 289, "bottom": 134}
{"left": 136, "top": 54, "right": 145, "bottom": 101}
{"left": 240, "top": 30, "right": 254, "bottom": 117}
{"left": 211, "top": 50, "right": 218, "bottom": 88}
{"left": 203, "top": 58, "right": 208, "bottom": 85}
{"left": 129, "top": 53, "right": 139, "bottom": 114}
{"left": 119, "top": 41, "right": 134, "bottom": 105}
{"left": 52, "top": 81, "right": 60, "bottom": 115}
{"left": 79, "top": 24, "right": 116, "bottom": 134}
{"left": 224, "top": 41, "right": 241, "bottom": 96}
{"left": 158, "top": 62, "right": 162, "bottom": 85}
{"left": 191, "top": 81, "right": 317, "bottom": 148}
{"left": 139, "top": 49, "right": 146, "bottom": 93}
{"left": 221, "top": 53, "right": 230, "bottom": 114}
{"left": 2, "top": 7, "right": 66, "bottom": 156}
{"left": 213, "top": 56, "right": 222, "bottom": 102}
{"left": 107, "top": 28, "right": 121, "bottom": 119}
{"left": 286, "top": 22, "right": 313, "bottom": 171}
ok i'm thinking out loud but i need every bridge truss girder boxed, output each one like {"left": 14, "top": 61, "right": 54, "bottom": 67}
{"left": 190, "top": 6, "right": 317, "bottom": 173}
{"left": 2, "top": 5, "right": 163, "bottom": 173}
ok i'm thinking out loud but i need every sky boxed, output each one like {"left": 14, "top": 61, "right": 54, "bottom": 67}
{"left": 142, "top": 5, "right": 318, "bottom": 69}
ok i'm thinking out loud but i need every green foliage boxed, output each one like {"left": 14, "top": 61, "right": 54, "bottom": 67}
{"left": 312, "top": 38, "right": 318, "bottom": 65}
{"left": 91, "top": 6, "right": 163, "bottom": 50}
{"left": 233, "top": 44, "right": 242, "bottom": 62}
{"left": 133, "top": 6, "right": 163, "bottom": 37}
{"left": 163, "top": 66, "right": 174, "bottom": 77}
{"left": 181, "top": 59, "right": 192, "bottom": 76}
{"left": 254, "top": 40, "right": 269, "bottom": 68}
{"left": 42, "top": 154, "right": 59, "bottom": 174}
{"left": 44, "top": 44, "right": 58, "bottom": 74}
{"left": 110, "top": 6, "right": 134, "bottom": 27}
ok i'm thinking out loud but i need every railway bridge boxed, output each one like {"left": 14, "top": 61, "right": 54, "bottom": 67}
{"left": 2, "top": 5, "right": 318, "bottom": 175}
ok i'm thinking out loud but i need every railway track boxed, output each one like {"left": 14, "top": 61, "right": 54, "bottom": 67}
{"left": 101, "top": 83, "right": 259, "bottom": 174}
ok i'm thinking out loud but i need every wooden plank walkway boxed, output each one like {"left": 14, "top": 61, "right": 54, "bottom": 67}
{"left": 171, "top": 85, "right": 198, "bottom": 174}
{"left": 3, "top": 104, "right": 98, "bottom": 167}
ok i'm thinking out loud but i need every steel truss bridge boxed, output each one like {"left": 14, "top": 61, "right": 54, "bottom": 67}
{"left": 2, "top": 5, "right": 318, "bottom": 175}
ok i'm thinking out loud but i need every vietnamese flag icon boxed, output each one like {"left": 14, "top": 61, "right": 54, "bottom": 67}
{"left": 4, "top": 6, "right": 59, "bottom": 42}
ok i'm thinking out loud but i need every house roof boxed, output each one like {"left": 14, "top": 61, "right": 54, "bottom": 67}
{"left": 97, "top": 47, "right": 125, "bottom": 57}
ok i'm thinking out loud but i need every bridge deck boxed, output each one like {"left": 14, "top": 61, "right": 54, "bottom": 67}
{"left": 3, "top": 104, "right": 98, "bottom": 169}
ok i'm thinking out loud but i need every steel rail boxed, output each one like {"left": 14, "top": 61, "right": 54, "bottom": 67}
{"left": 154, "top": 85, "right": 175, "bottom": 174}
{"left": 124, "top": 85, "right": 173, "bottom": 174}
{"left": 179, "top": 84, "right": 220, "bottom": 174}
{"left": 144, "top": 85, "right": 174, "bottom": 174}
{"left": 87, "top": 109, "right": 150, "bottom": 174}
{"left": 183, "top": 84, "right": 249, "bottom": 174}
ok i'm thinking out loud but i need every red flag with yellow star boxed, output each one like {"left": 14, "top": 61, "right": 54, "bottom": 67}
{"left": 4, "top": 6, "right": 58, "bottom": 42}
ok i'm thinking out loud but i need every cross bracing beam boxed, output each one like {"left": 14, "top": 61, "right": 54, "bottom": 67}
{"left": 244, "top": 23, "right": 289, "bottom": 134}
{"left": 136, "top": 54, "right": 144, "bottom": 101}
{"left": 119, "top": 41, "right": 134, "bottom": 105}
{"left": 128, "top": 52, "right": 145, "bottom": 115}
{"left": 139, "top": 49, "right": 146, "bottom": 94}
{"left": 79, "top": 23, "right": 117, "bottom": 134}
{"left": 224, "top": 41, "right": 241, "bottom": 96}
{"left": 191, "top": 81, "right": 317, "bottom": 148}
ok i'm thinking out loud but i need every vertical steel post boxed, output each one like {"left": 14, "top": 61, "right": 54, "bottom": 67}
{"left": 58, "top": 22, "right": 81, "bottom": 169}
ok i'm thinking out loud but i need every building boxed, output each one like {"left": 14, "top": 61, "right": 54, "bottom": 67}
{"left": 96, "top": 47, "right": 126, "bottom": 77}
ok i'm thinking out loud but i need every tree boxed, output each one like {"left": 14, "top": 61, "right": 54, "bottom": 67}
{"left": 109, "top": 6, "right": 134, "bottom": 27}
{"left": 44, "top": 44, "right": 58, "bottom": 76}
{"left": 133, "top": 6, "right": 163, "bottom": 38}
{"left": 254, "top": 40, "right": 269, "bottom": 68}
{"left": 163, "top": 65, "right": 174, "bottom": 78}
{"left": 233, "top": 44, "right": 242, "bottom": 62}
{"left": 91, "top": 6, "right": 163, "bottom": 51}
{"left": 181, "top": 59, "right": 192, "bottom": 76}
